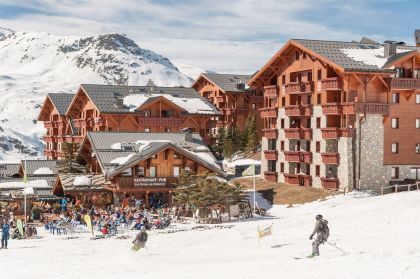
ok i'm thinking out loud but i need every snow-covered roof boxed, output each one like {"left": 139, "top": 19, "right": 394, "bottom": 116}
{"left": 0, "top": 179, "right": 50, "bottom": 189}
{"left": 79, "top": 84, "right": 219, "bottom": 115}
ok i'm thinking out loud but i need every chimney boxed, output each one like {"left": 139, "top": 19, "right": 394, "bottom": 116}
{"left": 384, "top": 42, "right": 397, "bottom": 57}
{"left": 415, "top": 29, "right": 420, "bottom": 47}
{"left": 184, "top": 131, "right": 193, "bottom": 142}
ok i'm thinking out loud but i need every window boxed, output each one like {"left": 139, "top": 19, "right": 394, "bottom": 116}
{"left": 307, "top": 95, "right": 312, "bottom": 104}
{"left": 162, "top": 110, "right": 173, "bottom": 118}
{"left": 137, "top": 167, "right": 145, "bottom": 177}
{"left": 317, "top": 94, "right": 321, "bottom": 104}
{"left": 391, "top": 143, "right": 399, "bottom": 154}
{"left": 416, "top": 94, "right": 420, "bottom": 104}
{"left": 152, "top": 153, "right": 158, "bottom": 159}
{"left": 282, "top": 75, "right": 286, "bottom": 85}
{"left": 121, "top": 144, "right": 135, "bottom": 151}
{"left": 268, "top": 139, "right": 276, "bottom": 150}
{"left": 305, "top": 164, "right": 310, "bottom": 175}
{"left": 149, "top": 166, "right": 157, "bottom": 177}
{"left": 295, "top": 51, "right": 300, "bottom": 60}
{"left": 184, "top": 166, "right": 191, "bottom": 172}
{"left": 416, "top": 119, "right": 420, "bottom": 129}
{"left": 280, "top": 119, "right": 285, "bottom": 129}
{"left": 391, "top": 118, "right": 399, "bottom": 129}
{"left": 174, "top": 153, "right": 179, "bottom": 159}
{"left": 316, "top": 141, "right": 321, "bottom": 153}
{"left": 121, "top": 168, "right": 132, "bottom": 177}
{"left": 391, "top": 167, "right": 399, "bottom": 179}
{"left": 316, "top": 118, "right": 321, "bottom": 129}
{"left": 173, "top": 166, "right": 180, "bottom": 177}
{"left": 315, "top": 165, "right": 320, "bottom": 177}
{"left": 281, "top": 97, "right": 286, "bottom": 106}
{"left": 252, "top": 103, "right": 256, "bottom": 110}
{"left": 392, "top": 92, "right": 400, "bottom": 104}
{"left": 144, "top": 128, "right": 150, "bottom": 133}
{"left": 268, "top": 160, "right": 276, "bottom": 172}
{"left": 317, "top": 70, "right": 322, "bottom": 80}
{"left": 280, "top": 141, "right": 285, "bottom": 151}
{"left": 306, "top": 141, "right": 311, "bottom": 152}
{"left": 410, "top": 168, "right": 420, "bottom": 180}
{"left": 306, "top": 118, "right": 311, "bottom": 128}
{"left": 395, "top": 68, "right": 405, "bottom": 78}
{"left": 303, "top": 52, "right": 307, "bottom": 59}
{"left": 143, "top": 110, "right": 151, "bottom": 117}
{"left": 280, "top": 163, "right": 284, "bottom": 173}
{"left": 416, "top": 143, "right": 420, "bottom": 154}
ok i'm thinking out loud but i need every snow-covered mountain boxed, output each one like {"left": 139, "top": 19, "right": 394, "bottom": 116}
{"left": 0, "top": 29, "right": 194, "bottom": 162}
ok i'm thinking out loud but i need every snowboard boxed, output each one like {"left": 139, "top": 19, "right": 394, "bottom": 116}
{"left": 16, "top": 219, "right": 24, "bottom": 237}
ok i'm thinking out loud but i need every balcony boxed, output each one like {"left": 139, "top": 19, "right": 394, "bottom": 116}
{"left": 264, "top": 171, "right": 278, "bottom": 182}
{"left": 322, "top": 103, "right": 341, "bottom": 115}
{"left": 321, "top": 153, "right": 340, "bottom": 164}
{"left": 216, "top": 96, "right": 225, "bottom": 102}
{"left": 57, "top": 135, "right": 84, "bottom": 144}
{"left": 321, "top": 177, "right": 339, "bottom": 189}
{"left": 284, "top": 174, "right": 311, "bottom": 186}
{"left": 43, "top": 121, "right": 58, "bottom": 129}
{"left": 138, "top": 117, "right": 184, "bottom": 127}
{"left": 354, "top": 103, "right": 389, "bottom": 115}
{"left": 43, "top": 135, "right": 54, "bottom": 143}
{"left": 284, "top": 151, "right": 312, "bottom": 163}
{"left": 250, "top": 96, "right": 264, "bottom": 103}
{"left": 321, "top": 128, "right": 340, "bottom": 139}
{"left": 321, "top": 77, "right": 342, "bottom": 90}
{"left": 260, "top": 107, "right": 277, "bottom": 118}
{"left": 285, "top": 128, "right": 312, "bottom": 139}
{"left": 285, "top": 81, "right": 314, "bottom": 94}
{"left": 264, "top": 85, "right": 278, "bottom": 98}
{"left": 264, "top": 150, "right": 278, "bottom": 160}
{"left": 263, "top": 128, "right": 278, "bottom": 139}
{"left": 341, "top": 102, "right": 355, "bottom": 114}
{"left": 114, "top": 176, "right": 178, "bottom": 189}
{"left": 321, "top": 128, "right": 355, "bottom": 139}
{"left": 388, "top": 77, "right": 420, "bottom": 90}
{"left": 284, "top": 173, "right": 299, "bottom": 185}
{"left": 285, "top": 105, "right": 312, "bottom": 116}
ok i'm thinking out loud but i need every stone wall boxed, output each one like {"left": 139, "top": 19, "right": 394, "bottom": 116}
{"left": 310, "top": 106, "right": 326, "bottom": 188}
{"left": 337, "top": 136, "right": 354, "bottom": 190}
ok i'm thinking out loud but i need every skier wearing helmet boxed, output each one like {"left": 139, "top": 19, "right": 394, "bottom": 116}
{"left": 308, "top": 214, "right": 329, "bottom": 257}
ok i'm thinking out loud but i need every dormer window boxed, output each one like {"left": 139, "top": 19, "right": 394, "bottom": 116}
{"left": 121, "top": 144, "right": 135, "bottom": 151}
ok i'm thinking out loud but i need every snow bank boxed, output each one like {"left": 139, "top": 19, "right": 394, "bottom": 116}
{"left": 223, "top": 158, "right": 261, "bottom": 168}
{"left": 33, "top": 167, "right": 54, "bottom": 175}
{"left": 73, "top": 176, "right": 91, "bottom": 186}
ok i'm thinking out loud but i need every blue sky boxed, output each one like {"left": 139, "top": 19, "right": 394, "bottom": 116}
{"left": 0, "top": 0, "right": 418, "bottom": 73}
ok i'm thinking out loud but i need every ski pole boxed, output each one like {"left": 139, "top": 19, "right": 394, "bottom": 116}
{"left": 326, "top": 241, "right": 347, "bottom": 254}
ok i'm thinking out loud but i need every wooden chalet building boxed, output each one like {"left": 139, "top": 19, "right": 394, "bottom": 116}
{"left": 53, "top": 132, "right": 225, "bottom": 208}
{"left": 249, "top": 32, "right": 420, "bottom": 191}
{"left": 38, "top": 83, "right": 220, "bottom": 160}
{"left": 38, "top": 93, "right": 76, "bottom": 160}
{"left": 192, "top": 73, "right": 263, "bottom": 135}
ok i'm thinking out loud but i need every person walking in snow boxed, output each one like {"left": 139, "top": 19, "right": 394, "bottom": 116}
{"left": 132, "top": 226, "right": 148, "bottom": 251}
{"left": 308, "top": 214, "right": 329, "bottom": 257}
{"left": 1, "top": 218, "right": 10, "bottom": 249}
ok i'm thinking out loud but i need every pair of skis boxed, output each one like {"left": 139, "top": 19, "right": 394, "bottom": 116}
{"left": 294, "top": 241, "right": 348, "bottom": 259}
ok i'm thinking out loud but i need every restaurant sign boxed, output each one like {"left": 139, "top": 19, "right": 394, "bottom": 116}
{"left": 133, "top": 177, "right": 167, "bottom": 187}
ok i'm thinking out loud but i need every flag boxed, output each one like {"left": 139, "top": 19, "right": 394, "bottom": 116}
{"left": 242, "top": 164, "right": 255, "bottom": 176}
{"left": 258, "top": 224, "right": 273, "bottom": 238}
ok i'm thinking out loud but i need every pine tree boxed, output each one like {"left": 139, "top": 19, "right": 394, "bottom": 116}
{"left": 231, "top": 124, "right": 241, "bottom": 153}
{"left": 245, "top": 116, "right": 259, "bottom": 152}
{"left": 212, "top": 127, "right": 226, "bottom": 158}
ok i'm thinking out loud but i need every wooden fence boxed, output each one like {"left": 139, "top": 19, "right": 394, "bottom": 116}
{"left": 380, "top": 182, "right": 420, "bottom": 195}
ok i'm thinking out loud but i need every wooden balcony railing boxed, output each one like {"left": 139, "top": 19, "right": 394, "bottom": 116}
{"left": 250, "top": 96, "right": 264, "bottom": 103}
{"left": 115, "top": 177, "right": 178, "bottom": 189}
{"left": 262, "top": 128, "right": 278, "bottom": 139}
{"left": 285, "top": 81, "right": 314, "bottom": 94}
{"left": 216, "top": 96, "right": 225, "bottom": 102}
{"left": 285, "top": 128, "right": 312, "bottom": 139}
{"left": 354, "top": 103, "right": 389, "bottom": 115}
{"left": 284, "top": 151, "right": 312, "bottom": 163}
{"left": 284, "top": 174, "right": 311, "bottom": 186}
{"left": 264, "top": 171, "right": 278, "bottom": 182}
{"left": 44, "top": 121, "right": 58, "bottom": 129}
{"left": 43, "top": 135, "right": 54, "bottom": 143}
{"left": 388, "top": 77, "right": 420, "bottom": 90}
{"left": 340, "top": 128, "right": 356, "bottom": 137}
{"left": 284, "top": 173, "right": 299, "bottom": 185}
{"left": 285, "top": 105, "right": 312, "bottom": 116}
{"left": 322, "top": 103, "right": 341, "bottom": 114}
{"left": 57, "top": 135, "right": 84, "bottom": 143}
{"left": 321, "top": 77, "right": 342, "bottom": 90}
{"left": 138, "top": 117, "right": 184, "bottom": 127}
{"left": 264, "top": 150, "right": 278, "bottom": 160}
{"left": 321, "top": 177, "right": 339, "bottom": 189}
{"left": 264, "top": 85, "right": 279, "bottom": 98}
{"left": 321, "top": 153, "right": 340, "bottom": 164}
{"left": 259, "top": 107, "right": 277, "bottom": 118}
{"left": 341, "top": 102, "right": 355, "bottom": 114}
{"left": 321, "top": 128, "right": 340, "bottom": 139}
